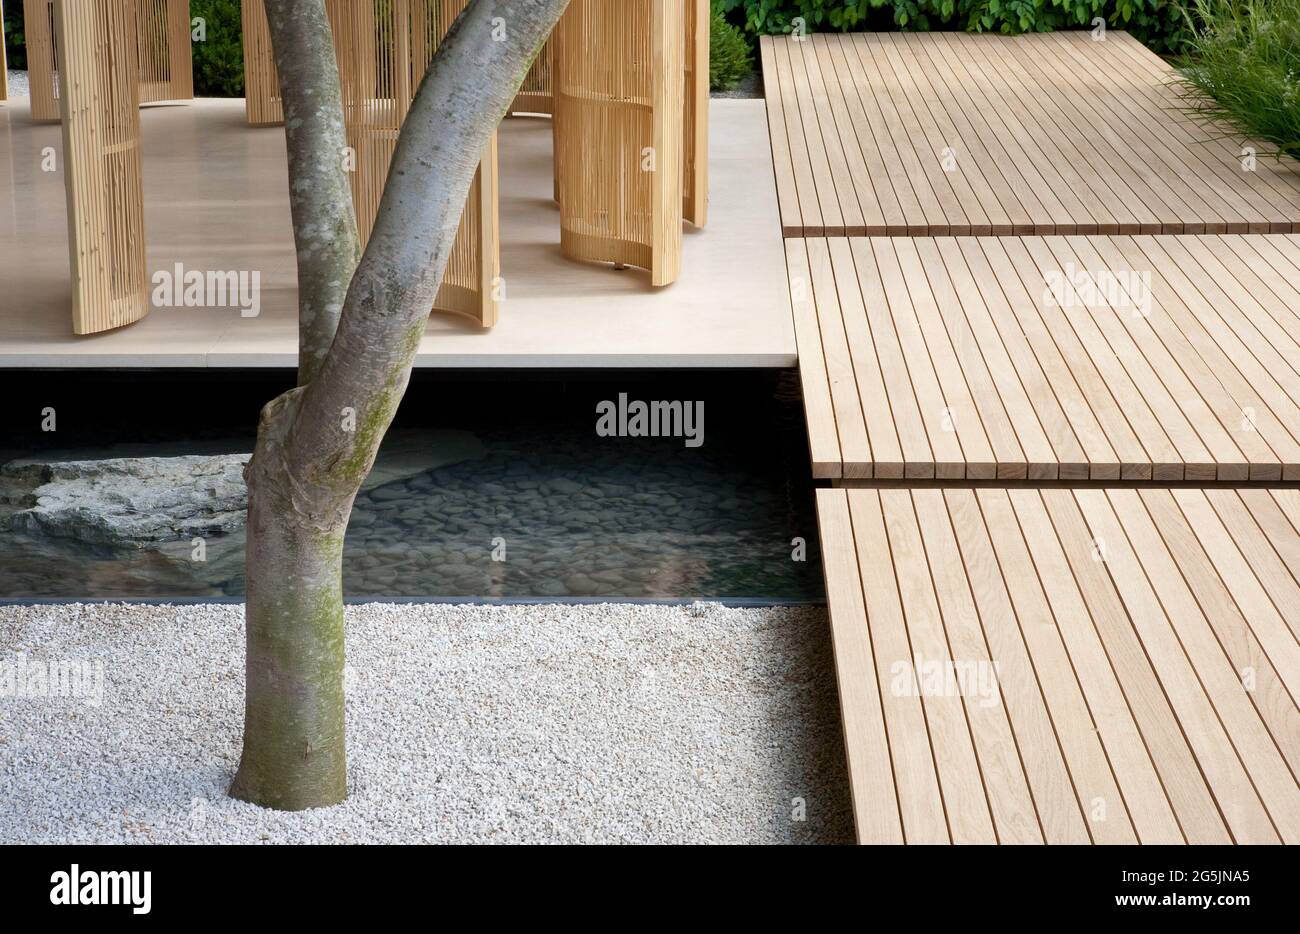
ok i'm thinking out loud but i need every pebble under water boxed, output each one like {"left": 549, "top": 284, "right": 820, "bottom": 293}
{"left": 0, "top": 371, "right": 824, "bottom": 602}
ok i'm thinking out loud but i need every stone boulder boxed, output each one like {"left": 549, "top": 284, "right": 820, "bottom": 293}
{"left": 1, "top": 454, "right": 251, "bottom": 547}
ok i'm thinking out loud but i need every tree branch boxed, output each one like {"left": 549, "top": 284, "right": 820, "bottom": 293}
{"left": 276, "top": 0, "right": 570, "bottom": 524}
{"left": 264, "top": 0, "right": 361, "bottom": 387}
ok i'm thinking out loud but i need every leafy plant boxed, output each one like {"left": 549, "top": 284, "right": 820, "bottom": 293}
{"left": 4, "top": 0, "right": 27, "bottom": 71}
{"left": 190, "top": 0, "right": 246, "bottom": 98}
{"left": 713, "top": 0, "right": 1189, "bottom": 53}
{"left": 1177, "top": 0, "right": 1300, "bottom": 158}
{"left": 710, "top": 5, "right": 754, "bottom": 90}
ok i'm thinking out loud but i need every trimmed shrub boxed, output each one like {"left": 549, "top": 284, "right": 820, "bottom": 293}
{"left": 710, "top": 5, "right": 754, "bottom": 90}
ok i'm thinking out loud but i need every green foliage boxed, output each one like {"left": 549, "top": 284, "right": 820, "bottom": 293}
{"left": 190, "top": 0, "right": 246, "bottom": 97}
{"left": 4, "top": 0, "right": 27, "bottom": 70}
{"left": 713, "top": 0, "right": 1190, "bottom": 53}
{"left": 710, "top": 5, "right": 754, "bottom": 90}
{"left": 1178, "top": 0, "right": 1300, "bottom": 158}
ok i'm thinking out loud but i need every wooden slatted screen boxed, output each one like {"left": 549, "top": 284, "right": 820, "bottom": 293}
{"left": 55, "top": 0, "right": 149, "bottom": 334}
{"left": 240, "top": 0, "right": 282, "bottom": 125}
{"left": 136, "top": 0, "right": 193, "bottom": 103}
{"left": 554, "top": 0, "right": 684, "bottom": 286}
{"left": 333, "top": 0, "right": 499, "bottom": 326}
{"left": 27, "top": 0, "right": 191, "bottom": 122}
{"left": 509, "top": 36, "right": 553, "bottom": 116}
{"left": 682, "top": 0, "right": 707, "bottom": 227}
{"left": 24, "top": 0, "right": 61, "bottom": 122}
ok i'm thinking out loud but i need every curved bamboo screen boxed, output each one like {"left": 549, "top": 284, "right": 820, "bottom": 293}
{"left": 240, "top": 0, "right": 282, "bottom": 125}
{"left": 333, "top": 0, "right": 499, "bottom": 326}
{"left": 26, "top": 0, "right": 192, "bottom": 123}
{"left": 509, "top": 36, "right": 553, "bottom": 117}
{"left": 683, "top": 0, "right": 707, "bottom": 227}
{"left": 55, "top": 0, "right": 148, "bottom": 334}
{"left": 553, "top": 0, "right": 684, "bottom": 287}
{"left": 136, "top": 0, "right": 193, "bottom": 103}
{"left": 24, "top": 0, "right": 61, "bottom": 122}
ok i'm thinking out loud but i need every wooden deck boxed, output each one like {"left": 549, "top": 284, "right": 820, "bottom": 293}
{"left": 817, "top": 486, "right": 1300, "bottom": 844}
{"left": 762, "top": 32, "right": 1300, "bottom": 237}
{"left": 790, "top": 234, "right": 1300, "bottom": 482}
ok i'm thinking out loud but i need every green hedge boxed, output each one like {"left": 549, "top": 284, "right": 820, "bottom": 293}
{"left": 715, "top": 0, "right": 1191, "bottom": 53}
{"left": 190, "top": 0, "right": 246, "bottom": 98}
{"left": 4, "top": 1, "right": 25, "bottom": 70}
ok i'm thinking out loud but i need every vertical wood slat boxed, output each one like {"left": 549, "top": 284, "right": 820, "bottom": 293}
{"left": 24, "top": 0, "right": 61, "bottom": 122}
{"left": 682, "top": 0, "right": 707, "bottom": 227}
{"left": 1, "top": 1, "right": 9, "bottom": 103}
{"left": 333, "top": 0, "right": 499, "bottom": 326}
{"left": 240, "top": 0, "right": 282, "bottom": 125}
{"left": 55, "top": 0, "right": 149, "bottom": 334}
{"left": 553, "top": 0, "right": 684, "bottom": 286}
{"left": 136, "top": 0, "right": 193, "bottom": 103}
{"left": 509, "top": 35, "right": 553, "bottom": 116}
{"left": 28, "top": 0, "right": 191, "bottom": 123}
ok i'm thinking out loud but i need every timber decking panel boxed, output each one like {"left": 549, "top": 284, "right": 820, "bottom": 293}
{"left": 761, "top": 31, "right": 1300, "bottom": 238}
{"left": 817, "top": 486, "right": 1300, "bottom": 844}
{"left": 791, "top": 234, "right": 1300, "bottom": 481}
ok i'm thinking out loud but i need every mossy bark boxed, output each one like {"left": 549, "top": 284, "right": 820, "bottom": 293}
{"left": 232, "top": 0, "right": 571, "bottom": 811}
{"left": 229, "top": 473, "right": 348, "bottom": 809}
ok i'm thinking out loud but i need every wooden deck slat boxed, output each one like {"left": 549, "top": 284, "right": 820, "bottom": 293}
{"left": 845, "top": 489, "right": 949, "bottom": 842}
{"left": 818, "top": 486, "right": 1300, "bottom": 844}
{"left": 760, "top": 32, "right": 1300, "bottom": 237}
{"left": 911, "top": 490, "right": 1042, "bottom": 843}
{"left": 813, "top": 489, "right": 904, "bottom": 843}
{"left": 792, "top": 233, "right": 1300, "bottom": 481}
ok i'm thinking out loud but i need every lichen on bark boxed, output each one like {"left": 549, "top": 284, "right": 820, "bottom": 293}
{"left": 232, "top": 0, "right": 573, "bottom": 811}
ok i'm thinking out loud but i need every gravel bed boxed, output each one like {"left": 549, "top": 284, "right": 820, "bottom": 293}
{"left": 6, "top": 70, "right": 28, "bottom": 99}
{"left": 0, "top": 601, "right": 853, "bottom": 844}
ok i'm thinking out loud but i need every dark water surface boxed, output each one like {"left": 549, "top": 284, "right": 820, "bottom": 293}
{"left": 0, "top": 370, "right": 824, "bottom": 602}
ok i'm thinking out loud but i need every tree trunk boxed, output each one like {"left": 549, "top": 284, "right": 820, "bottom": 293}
{"left": 230, "top": 395, "right": 349, "bottom": 809}
{"left": 231, "top": 0, "right": 571, "bottom": 811}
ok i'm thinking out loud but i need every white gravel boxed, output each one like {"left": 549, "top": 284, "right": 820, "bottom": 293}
{"left": 6, "top": 70, "right": 28, "bottom": 99}
{"left": 0, "top": 601, "right": 852, "bottom": 844}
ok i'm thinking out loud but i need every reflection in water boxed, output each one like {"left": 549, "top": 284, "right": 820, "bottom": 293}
{"left": 0, "top": 373, "right": 823, "bottom": 602}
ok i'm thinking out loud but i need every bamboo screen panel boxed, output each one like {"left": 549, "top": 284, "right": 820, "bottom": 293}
{"left": 136, "top": 0, "right": 193, "bottom": 103}
{"left": 333, "top": 0, "right": 499, "bottom": 326}
{"left": 682, "top": 0, "right": 707, "bottom": 227}
{"left": 554, "top": 0, "right": 684, "bottom": 287}
{"left": 24, "top": 0, "right": 61, "bottom": 122}
{"left": 509, "top": 36, "right": 553, "bottom": 116}
{"left": 54, "top": 0, "right": 148, "bottom": 334}
{"left": 240, "top": 0, "right": 282, "bottom": 125}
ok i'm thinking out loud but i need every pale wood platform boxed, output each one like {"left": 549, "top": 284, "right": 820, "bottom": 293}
{"left": 817, "top": 485, "right": 1300, "bottom": 844}
{"left": 762, "top": 31, "right": 1300, "bottom": 237}
{"left": 791, "top": 234, "right": 1300, "bottom": 481}
{"left": 0, "top": 98, "right": 793, "bottom": 367}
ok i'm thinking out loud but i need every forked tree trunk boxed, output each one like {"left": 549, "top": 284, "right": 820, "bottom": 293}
{"left": 231, "top": 0, "right": 570, "bottom": 810}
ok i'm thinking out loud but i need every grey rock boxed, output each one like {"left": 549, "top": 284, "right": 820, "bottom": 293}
{"left": 2, "top": 454, "right": 251, "bottom": 547}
